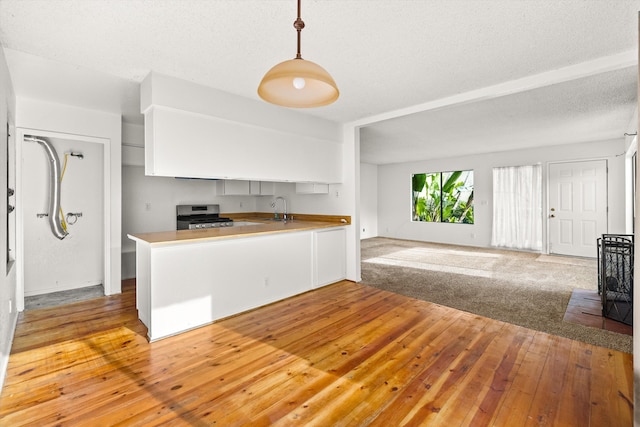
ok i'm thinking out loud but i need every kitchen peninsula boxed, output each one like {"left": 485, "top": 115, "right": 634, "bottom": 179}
{"left": 128, "top": 215, "right": 349, "bottom": 341}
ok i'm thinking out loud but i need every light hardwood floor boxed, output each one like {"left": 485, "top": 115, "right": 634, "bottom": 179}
{"left": 0, "top": 279, "right": 633, "bottom": 426}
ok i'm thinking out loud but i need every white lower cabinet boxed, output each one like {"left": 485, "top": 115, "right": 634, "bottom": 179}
{"left": 314, "top": 227, "right": 346, "bottom": 288}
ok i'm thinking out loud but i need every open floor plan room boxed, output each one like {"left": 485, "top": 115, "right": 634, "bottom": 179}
{"left": 0, "top": 279, "right": 632, "bottom": 426}
{"left": 0, "top": 2, "right": 638, "bottom": 424}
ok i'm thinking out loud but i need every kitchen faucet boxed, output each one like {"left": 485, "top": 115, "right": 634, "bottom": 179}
{"left": 271, "top": 196, "right": 287, "bottom": 221}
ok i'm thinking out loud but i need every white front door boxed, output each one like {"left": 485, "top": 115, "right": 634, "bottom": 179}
{"left": 548, "top": 160, "right": 607, "bottom": 257}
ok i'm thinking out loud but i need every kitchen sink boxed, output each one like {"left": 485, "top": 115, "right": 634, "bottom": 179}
{"left": 231, "top": 221, "right": 263, "bottom": 227}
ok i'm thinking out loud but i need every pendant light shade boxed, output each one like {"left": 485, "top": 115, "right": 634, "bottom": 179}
{"left": 258, "top": 58, "right": 339, "bottom": 108}
{"left": 258, "top": 0, "right": 339, "bottom": 108}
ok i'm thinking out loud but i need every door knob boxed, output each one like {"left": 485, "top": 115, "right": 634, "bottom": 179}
{"left": 550, "top": 208, "right": 555, "bottom": 211}
{"left": 550, "top": 214, "right": 555, "bottom": 218}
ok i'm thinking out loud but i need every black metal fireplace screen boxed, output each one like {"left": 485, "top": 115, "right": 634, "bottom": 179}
{"left": 597, "top": 234, "right": 633, "bottom": 326}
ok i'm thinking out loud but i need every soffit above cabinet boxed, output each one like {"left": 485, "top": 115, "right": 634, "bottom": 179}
{"left": 141, "top": 73, "right": 344, "bottom": 184}
{"left": 141, "top": 72, "right": 341, "bottom": 142}
{"left": 144, "top": 107, "right": 342, "bottom": 183}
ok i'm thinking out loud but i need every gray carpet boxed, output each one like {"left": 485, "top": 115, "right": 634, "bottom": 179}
{"left": 361, "top": 237, "right": 632, "bottom": 353}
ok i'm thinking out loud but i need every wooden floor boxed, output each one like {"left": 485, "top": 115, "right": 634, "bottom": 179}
{"left": 0, "top": 279, "right": 633, "bottom": 426}
{"left": 563, "top": 289, "right": 633, "bottom": 336}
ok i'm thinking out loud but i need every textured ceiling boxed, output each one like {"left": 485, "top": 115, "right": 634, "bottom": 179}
{"left": 360, "top": 66, "right": 638, "bottom": 163}
{"left": 0, "top": 0, "right": 638, "bottom": 164}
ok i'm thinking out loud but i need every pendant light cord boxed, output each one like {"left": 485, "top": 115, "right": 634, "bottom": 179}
{"left": 294, "top": 0, "right": 305, "bottom": 59}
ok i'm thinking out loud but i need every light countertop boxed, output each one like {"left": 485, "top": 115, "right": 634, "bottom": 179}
{"left": 128, "top": 218, "right": 348, "bottom": 246}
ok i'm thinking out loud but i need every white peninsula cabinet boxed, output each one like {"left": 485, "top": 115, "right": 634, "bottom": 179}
{"left": 314, "top": 228, "right": 346, "bottom": 288}
{"left": 129, "top": 223, "right": 347, "bottom": 341}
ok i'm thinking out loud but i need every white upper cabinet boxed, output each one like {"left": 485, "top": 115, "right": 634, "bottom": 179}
{"left": 216, "top": 180, "right": 251, "bottom": 195}
{"left": 141, "top": 73, "right": 343, "bottom": 184}
{"left": 249, "top": 181, "right": 261, "bottom": 195}
{"left": 296, "top": 183, "right": 329, "bottom": 194}
{"left": 216, "top": 180, "right": 276, "bottom": 196}
{"left": 258, "top": 181, "right": 275, "bottom": 196}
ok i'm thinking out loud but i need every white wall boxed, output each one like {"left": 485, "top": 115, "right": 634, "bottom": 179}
{"left": 15, "top": 98, "right": 122, "bottom": 296}
{"left": 23, "top": 137, "right": 103, "bottom": 295}
{"left": 377, "top": 138, "right": 626, "bottom": 250}
{"left": 360, "top": 163, "right": 378, "bottom": 239}
{"left": 121, "top": 166, "right": 257, "bottom": 278}
{"left": 0, "top": 44, "right": 17, "bottom": 391}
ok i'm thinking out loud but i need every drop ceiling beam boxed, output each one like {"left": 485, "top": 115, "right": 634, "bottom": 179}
{"left": 352, "top": 50, "right": 637, "bottom": 128}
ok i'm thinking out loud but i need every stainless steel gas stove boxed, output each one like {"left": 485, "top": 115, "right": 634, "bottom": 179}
{"left": 176, "top": 204, "right": 233, "bottom": 230}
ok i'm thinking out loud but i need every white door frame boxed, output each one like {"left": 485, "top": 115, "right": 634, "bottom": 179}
{"left": 624, "top": 136, "right": 637, "bottom": 234}
{"left": 15, "top": 128, "right": 112, "bottom": 311}
{"left": 546, "top": 158, "right": 608, "bottom": 257}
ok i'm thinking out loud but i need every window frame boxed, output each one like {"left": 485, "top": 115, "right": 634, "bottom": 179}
{"left": 411, "top": 169, "right": 474, "bottom": 224}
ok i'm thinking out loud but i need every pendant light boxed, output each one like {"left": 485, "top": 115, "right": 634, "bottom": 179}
{"left": 258, "top": 0, "right": 339, "bottom": 108}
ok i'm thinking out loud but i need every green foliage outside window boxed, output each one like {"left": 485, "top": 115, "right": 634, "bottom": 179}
{"left": 412, "top": 170, "right": 474, "bottom": 224}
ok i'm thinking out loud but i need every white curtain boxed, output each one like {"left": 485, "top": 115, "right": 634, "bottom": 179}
{"left": 491, "top": 164, "right": 542, "bottom": 250}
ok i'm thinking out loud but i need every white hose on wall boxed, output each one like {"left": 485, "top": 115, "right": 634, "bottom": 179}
{"left": 25, "top": 135, "right": 68, "bottom": 240}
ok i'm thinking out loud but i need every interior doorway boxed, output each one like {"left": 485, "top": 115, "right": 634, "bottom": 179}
{"left": 16, "top": 128, "right": 112, "bottom": 312}
{"left": 22, "top": 135, "right": 104, "bottom": 296}
{"left": 548, "top": 159, "right": 608, "bottom": 257}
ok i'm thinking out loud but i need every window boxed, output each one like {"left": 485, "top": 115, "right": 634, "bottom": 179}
{"left": 411, "top": 170, "right": 474, "bottom": 224}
